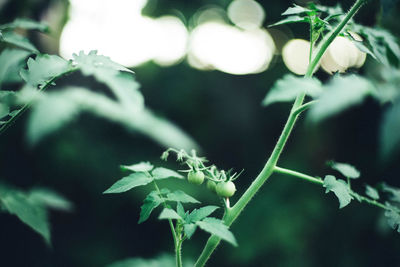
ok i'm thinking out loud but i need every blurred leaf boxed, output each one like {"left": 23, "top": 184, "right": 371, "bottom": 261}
{"left": 0, "top": 18, "right": 49, "bottom": 32}
{"left": 0, "top": 31, "right": 38, "bottom": 52}
{"left": 384, "top": 208, "right": 400, "bottom": 233}
{"left": 0, "top": 189, "right": 50, "bottom": 243}
{"left": 103, "top": 173, "right": 153, "bottom": 194}
{"left": 165, "top": 190, "right": 200, "bottom": 203}
{"left": 187, "top": 206, "right": 219, "bottom": 223}
{"left": 328, "top": 161, "right": 360, "bottom": 179}
{"left": 158, "top": 208, "right": 182, "bottom": 220}
{"left": 309, "top": 75, "right": 374, "bottom": 122}
{"left": 262, "top": 75, "right": 322, "bottom": 106}
{"left": 121, "top": 162, "right": 154, "bottom": 173}
{"left": 323, "top": 175, "right": 353, "bottom": 208}
{"left": 196, "top": 217, "right": 237, "bottom": 246}
{"left": 106, "top": 254, "right": 192, "bottom": 267}
{"left": 381, "top": 183, "right": 400, "bottom": 203}
{"left": 138, "top": 191, "right": 162, "bottom": 224}
{"left": 152, "top": 167, "right": 183, "bottom": 180}
{"left": 0, "top": 48, "right": 31, "bottom": 88}
{"left": 380, "top": 100, "right": 400, "bottom": 158}
{"left": 365, "top": 185, "right": 379, "bottom": 200}
{"left": 28, "top": 188, "right": 73, "bottom": 211}
{"left": 176, "top": 202, "right": 185, "bottom": 218}
{"left": 20, "top": 54, "right": 72, "bottom": 88}
{"left": 27, "top": 91, "right": 80, "bottom": 145}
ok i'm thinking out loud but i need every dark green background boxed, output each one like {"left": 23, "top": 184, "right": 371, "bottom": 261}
{"left": 1, "top": 0, "right": 400, "bottom": 266}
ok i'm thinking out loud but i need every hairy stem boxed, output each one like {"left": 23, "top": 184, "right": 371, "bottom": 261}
{"left": 194, "top": 1, "right": 367, "bottom": 266}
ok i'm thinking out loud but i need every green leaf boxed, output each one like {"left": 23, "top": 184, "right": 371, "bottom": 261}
{"left": 28, "top": 188, "right": 73, "bottom": 211}
{"left": 158, "top": 208, "right": 182, "bottom": 220}
{"left": 0, "top": 31, "right": 38, "bottom": 52}
{"left": 0, "top": 48, "right": 31, "bottom": 88}
{"left": 103, "top": 173, "right": 153, "bottom": 194}
{"left": 196, "top": 217, "right": 237, "bottom": 246}
{"left": 121, "top": 162, "right": 154, "bottom": 173}
{"left": 176, "top": 202, "right": 185, "bottom": 218}
{"left": 27, "top": 91, "right": 80, "bottom": 145}
{"left": 183, "top": 223, "right": 197, "bottom": 239}
{"left": 138, "top": 191, "right": 162, "bottom": 224}
{"left": 187, "top": 206, "right": 219, "bottom": 223}
{"left": 380, "top": 100, "right": 400, "bottom": 159}
{"left": 329, "top": 161, "right": 360, "bottom": 179}
{"left": 309, "top": 75, "right": 374, "bottom": 122}
{"left": 323, "top": 175, "right": 353, "bottom": 208}
{"left": 381, "top": 183, "right": 400, "bottom": 203}
{"left": 106, "top": 254, "right": 189, "bottom": 267}
{"left": 152, "top": 167, "right": 183, "bottom": 180}
{"left": 166, "top": 190, "right": 200, "bottom": 204}
{"left": 262, "top": 75, "right": 322, "bottom": 106}
{"left": 0, "top": 18, "right": 49, "bottom": 32}
{"left": 384, "top": 208, "right": 400, "bottom": 233}
{"left": 365, "top": 185, "right": 379, "bottom": 200}
{"left": 20, "top": 54, "right": 72, "bottom": 88}
{"left": 282, "top": 4, "right": 312, "bottom": 16}
{"left": 0, "top": 190, "right": 50, "bottom": 243}
{"left": 269, "top": 15, "right": 309, "bottom": 27}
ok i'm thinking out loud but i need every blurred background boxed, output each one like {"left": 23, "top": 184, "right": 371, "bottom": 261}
{"left": 1, "top": 0, "right": 400, "bottom": 266}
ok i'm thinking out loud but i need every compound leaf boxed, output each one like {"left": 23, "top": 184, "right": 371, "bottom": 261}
{"left": 187, "top": 206, "right": 219, "bottom": 223}
{"left": 183, "top": 223, "right": 197, "bottom": 239}
{"left": 0, "top": 48, "right": 31, "bottom": 87}
{"left": 103, "top": 173, "right": 153, "bottom": 194}
{"left": 0, "top": 18, "right": 48, "bottom": 32}
{"left": 28, "top": 188, "right": 73, "bottom": 211}
{"left": 166, "top": 190, "right": 200, "bottom": 203}
{"left": 365, "top": 185, "right": 379, "bottom": 200}
{"left": 0, "top": 31, "right": 38, "bottom": 52}
{"left": 196, "top": 217, "right": 237, "bottom": 246}
{"left": 158, "top": 208, "right": 182, "bottom": 220}
{"left": 323, "top": 175, "right": 353, "bottom": 208}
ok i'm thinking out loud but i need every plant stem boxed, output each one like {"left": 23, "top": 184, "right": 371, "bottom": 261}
{"left": 194, "top": 1, "right": 367, "bottom": 266}
{"left": 176, "top": 238, "right": 183, "bottom": 267}
{"left": 274, "top": 166, "right": 323, "bottom": 185}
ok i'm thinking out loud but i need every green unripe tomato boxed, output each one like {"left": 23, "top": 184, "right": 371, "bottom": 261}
{"left": 206, "top": 180, "right": 217, "bottom": 192}
{"left": 188, "top": 170, "right": 204, "bottom": 185}
{"left": 216, "top": 181, "right": 236, "bottom": 198}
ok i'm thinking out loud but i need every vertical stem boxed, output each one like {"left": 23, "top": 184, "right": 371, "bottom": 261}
{"left": 175, "top": 239, "right": 183, "bottom": 267}
{"left": 194, "top": 0, "right": 367, "bottom": 266}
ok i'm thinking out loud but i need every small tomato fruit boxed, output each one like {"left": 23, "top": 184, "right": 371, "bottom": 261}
{"left": 216, "top": 181, "right": 236, "bottom": 198}
{"left": 188, "top": 170, "right": 204, "bottom": 185}
{"left": 206, "top": 180, "right": 217, "bottom": 192}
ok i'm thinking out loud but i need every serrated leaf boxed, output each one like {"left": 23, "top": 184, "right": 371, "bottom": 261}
{"left": 166, "top": 190, "right": 200, "bottom": 204}
{"left": 196, "top": 217, "right": 237, "bottom": 246}
{"left": 0, "top": 48, "right": 31, "bottom": 88}
{"left": 28, "top": 188, "right": 73, "bottom": 211}
{"left": 282, "top": 4, "right": 312, "bottom": 16}
{"left": 0, "top": 190, "right": 50, "bottom": 243}
{"left": 269, "top": 15, "right": 309, "bottom": 27}
{"left": 184, "top": 223, "right": 197, "bottom": 239}
{"left": 262, "top": 74, "right": 322, "bottom": 106}
{"left": 323, "top": 175, "right": 353, "bottom": 208}
{"left": 121, "top": 162, "right": 154, "bottom": 173}
{"left": 20, "top": 54, "right": 72, "bottom": 88}
{"left": 158, "top": 208, "right": 182, "bottom": 220}
{"left": 176, "top": 202, "right": 185, "bottom": 218}
{"left": 138, "top": 191, "right": 162, "bottom": 224}
{"left": 380, "top": 100, "right": 400, "bottom": 159}
{"left": 1, "top": 31, "right": 38, "bottom": 52}
{"left": 0, "top": 18, "right": 49, "bottom": 32}
{"left": 365, "top": 185, "right": 379, "bottom": 200}
{"left": 152, "top": 167, "right": 183, "bottom": 180}
{"left": 384, "top": 208, "right": 400, "bottom": 233}
{"left": 187, "top": 206, "right": 219, "bottom": 223}
{"left": 103, "top": 173, "right": 153, "bottom": 194}
{"left": 309, "top": 75, "right": 374, "bottom": 122}
{"left": 329, "top": 161, "right": 360, "bottom": 179}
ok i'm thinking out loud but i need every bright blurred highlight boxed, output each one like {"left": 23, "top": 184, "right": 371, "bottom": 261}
{"left": 282, "top": 39, "right": 312, "bottom": 75}
{"left": 227, "top": 0, "right": 265, "bottom": 30}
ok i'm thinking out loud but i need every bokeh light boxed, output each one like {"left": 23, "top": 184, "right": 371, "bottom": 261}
{"left": 282, "top": 39, "right": 311, "bottom": 75}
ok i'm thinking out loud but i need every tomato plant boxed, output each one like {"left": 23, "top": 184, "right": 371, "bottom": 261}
{"left": 1, "top": 0, "right": 400, "bottom": 266}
